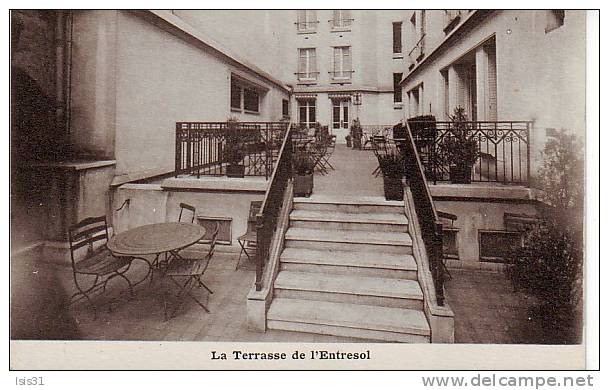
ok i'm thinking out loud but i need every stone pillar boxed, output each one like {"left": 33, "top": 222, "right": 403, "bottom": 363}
{"left": 448, "top": 65, "right": 459, "bottom": 115}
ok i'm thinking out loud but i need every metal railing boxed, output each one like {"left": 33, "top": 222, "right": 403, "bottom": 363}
{"left": 328, "top": 70, "right": 354, "bottom": 80}
{"left": 295, "top": 21, "right": 319, "bottom": 31}
{"left": 175, "top": 122, "right": 288, "bottom": 179}
{"left": 408, "top": 120, "right": 532, "bottom": 186}
{"left": 255, "top": 123, "right": 294, "bottom": 291}
{"left": 408, "top": 33, "right": 426, "bottom": 64}
{"left": 401, "top": 122, "right": 446, "bottom": 306}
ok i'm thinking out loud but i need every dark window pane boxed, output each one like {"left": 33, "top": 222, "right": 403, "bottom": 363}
{"left": 282, "top": 99, "right": 289, "bottom": 117}
{"left": 230, "top": 79, "right": 241, "bottom": 109}
{"left": 309, "top": 107, "right": 316, "bottom": 123}
{"left": 393, "top": 73, "right": 403, "bottom": 103}
{"left": 243, "top": 88, "right": 259, "bottom": 112}
{"left": 479, "top": 231, "right": 522, "bottom": 263}
{"left": 392, "top": 22, "right": 402, "bottom": 53}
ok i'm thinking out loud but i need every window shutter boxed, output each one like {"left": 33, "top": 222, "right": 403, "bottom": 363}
{"left": 309, "top": 10, "right": 317, "bottom": 24}
{"left": 343, "top": 10, "right": 352, "bottom": 26}
{"left": 333, "top": 10, "right": 340, "bottom": 26}
{"left": 343, "top": 47, "right": 352, "bottom": 73}
{"left": 333, "top": 47, "right": 340, "bottom": 73}
{"left": 487, "top": 46, "right": 497, "bottom": 121}
{"left": 298, "top": 49, "right": 306, "bottom": 74}
{"left": 309, "top": 49, "right": 317, "bottom": 74}
{"left": 297, "top": 10, "right": 305, "bottom": 25}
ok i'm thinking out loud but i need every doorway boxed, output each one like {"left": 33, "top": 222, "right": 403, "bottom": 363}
{"left": 331, "top": 99, "right": 350, "bottom": 143}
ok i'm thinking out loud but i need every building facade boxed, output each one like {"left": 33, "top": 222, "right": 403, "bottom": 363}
{"left": 399, "top": 10, "right": 586, "bottom": 171}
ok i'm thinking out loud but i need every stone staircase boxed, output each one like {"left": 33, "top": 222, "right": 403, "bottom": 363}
{"left": 266, "top": 196, "right": 431, "bottom": 343}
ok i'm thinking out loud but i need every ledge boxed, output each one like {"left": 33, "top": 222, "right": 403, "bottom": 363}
{"left": 429, "top": 183, "right": 543, "bottom": 202}
{"left": 161, "top": 176, "right": 269, "bottom": 192}
{"left": 23, "top": 160, "right": 116, "bottom": 171}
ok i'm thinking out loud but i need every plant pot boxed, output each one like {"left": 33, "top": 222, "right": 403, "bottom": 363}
{"left": 382, "top": 176, "right": 403, "bottom": 201}
{"left": 353, "top": 136, "right": 362, "bottom": 150}
{"left": 346, "top": 138, "right": 352, "bottom": 148}
{"left": 226, "top": 164, "right": 245, "bottom": 178}
{"left": 294, "top": 173, "right": 314, "bottom": 197}
{"left": 449, "top": 164, "right": 472, "bottom": 184}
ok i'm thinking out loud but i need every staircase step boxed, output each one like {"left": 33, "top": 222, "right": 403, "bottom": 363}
{"left": 267, "top": 298, "right": 430, "bottom": 343}
{"left": 274, "top": 271, "right": 423, "bottom": 309}
{"left": 280, "top": 248, "right": 417, "bottom": 279}
{"left": 293, "top": 196, "right": 403, "bottom": 214}
{"left": 285, "top": 227, "right": 412, "bottom": 254}
{"left": 290, "top": 210, "right": 408, "bottom": 232}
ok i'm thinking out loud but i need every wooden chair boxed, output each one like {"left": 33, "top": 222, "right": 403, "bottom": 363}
{"left": 163, "top": 222, "right": 220, "bottom": 319}
{"left": 236, "top": 201, "right": 263, "bottom": 270}
{"left": 68, "top": 216, "right": 134, "bottom": 318}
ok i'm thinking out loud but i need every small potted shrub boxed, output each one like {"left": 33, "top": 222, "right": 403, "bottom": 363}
{"left": 436, "top": 107, "right": 479, "bottom": 184}
{"left": 351, "top": 119, "right": 363, "bottom": 149}
{"left": 377, "top": 150, "right": 405, "bottom": 201}
{"left": 345, "top": 134, "right": 352, "bottom": 147}
{"left": 224, "top": 117, "right": 246, "bottom": 178}
{"left": 293, "top": 151, "right": 315, "bottom": 197}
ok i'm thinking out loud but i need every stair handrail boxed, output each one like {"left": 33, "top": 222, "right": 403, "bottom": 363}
{"left": 400, "top": 122, "right": 446, "bottom": 306}
{"left": 255, "top": 122, "right": 293, "bottom": 291}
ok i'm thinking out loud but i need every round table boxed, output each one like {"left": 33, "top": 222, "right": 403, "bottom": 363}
{"left": 108, "top": 222, "right": 206, "bottom": 286}
{"left": 108, "top": 222, "right": 206, "bottom": 256}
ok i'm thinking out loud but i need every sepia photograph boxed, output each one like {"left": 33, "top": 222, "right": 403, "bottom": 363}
{"left": 8, "top": 6, "right": 596, "bottom": 372}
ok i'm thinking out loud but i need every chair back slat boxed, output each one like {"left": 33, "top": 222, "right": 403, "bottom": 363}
{"left": 68, "top": 216, "right": 110, "bottom": 267}
{"left": 179, "top": 203, "right": 196, "bottom": 223}
{"left": 247, "top": 201, "right": 263, "bottom": 232}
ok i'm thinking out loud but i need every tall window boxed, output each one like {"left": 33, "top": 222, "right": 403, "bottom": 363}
{"left": 331, "top": 46, "right": 352, "bottom": 80}
{"left": 298, "top": 99, "right": 316, "bottom": 127}
{"left": 393, "top": 73, "right": 403, "bottom": 103}
{"left": 392, "top": 22, "right": 402, "bottom": 54}
{"left": 297, "top": 10, "right": 318, "bottom": 31}
{"left": 331, "top": 10, "right": 352, "bottom": 29}
{"left": 282, "top": 99, "right": 289, "bottom": 118}
{"left": 298, "top": 48, "right": 317, "bottom": 81}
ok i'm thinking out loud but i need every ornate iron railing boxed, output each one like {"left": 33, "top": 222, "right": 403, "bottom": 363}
{"left": 401, "top": 122, "right": 446, "bottom": 306}
{"left": 175, "top": 122, "right": 288, "bottom": 180}
{"left": 408, "top": 120, "right": 532, "bottom": 186}
{"left": 255, "top": 123, "right": 293, "bottom": 291}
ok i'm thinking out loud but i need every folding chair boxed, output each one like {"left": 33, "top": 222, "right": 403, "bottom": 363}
{"left": 319, "top": 132, "right": 336, "bottom": 171}
{"left": 68, "top": 216, "right": 134, "bottom": 319}
{"left": 178, "top": 202, "right": 196, "bottom": 223}
{"left": 163, "top": 222, "right": 220, "bottom": 319}
{"left": 236, "top": 200, "right": 263, "bottom": 270}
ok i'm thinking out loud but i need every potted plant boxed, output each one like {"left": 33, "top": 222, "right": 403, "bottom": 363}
{"left": 293, "top": 151, "right": 315, "bottom": 197}
{"left": 377, "top": 150, "right": 405, "bottom": 201}
{"left": 436, "top": 107, "right": 479, "bottom": 184}
{"left": 351, "top": 119, "right": 363, "bottom": 149}
{"left": 224, "top": 117, "right": 246, "bottom": 178}
{"left": 345, "top": 134, "right": 352, "bottom": 147}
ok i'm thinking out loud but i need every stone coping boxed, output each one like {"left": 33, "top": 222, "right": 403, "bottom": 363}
{"left": 23, "top": 160, "right": 116, "bottom": 171}
{"left": 429, "top": 183, "right": 543, "bottom": 202}
{"left": 161, "top": 176, "right": 268, "bottom": 192}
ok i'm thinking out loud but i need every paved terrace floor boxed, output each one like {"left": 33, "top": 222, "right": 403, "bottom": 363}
{"left": 12, "top": 247, "right": 546, "bottom": 344}
{"left": 312, "top": 144, "right": 384, "bottom": 198}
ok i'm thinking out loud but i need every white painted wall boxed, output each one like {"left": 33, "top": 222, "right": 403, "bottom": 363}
{"left": 401, "top": 10, "right": 586, "bottom": 174}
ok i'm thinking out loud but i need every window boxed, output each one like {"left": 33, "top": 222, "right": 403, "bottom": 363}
{"left": 393, "top": 73, "right": 403, "bottom": 103}
{"left": 297, "top": 48, "right": 318, "bottom": 81}
{"left": 298, "top": 99, "right": 316, "bottom": 127}
{"left": 443, "top": 228, "right": 459, "bottom": 259}
{"left": 392, "top": 22, "right": 402, "bottom": 54}
{"left": 231, "top": 75, "right": 262, "bottom": 114}
{"left": 545, "top": 10, "right": 565, "bottom": 33}
{"left": 243, "top": 89, "right": 259, "bottom": 113}
{"left": 297, "top": 10, "right": 318, "bottom": 32}
{"left": 479, "top": 231, "right": 523, "bottom": 263}
{"left": 230, "top": 78, "right": 241, "bottom": 110}
{"left": 282, "top": 99, "right": 289, "bottom": 118}
{"left": 331, "top": 10, "right": 352, "bottom": 29}
{"left": 331, "top": 46, "right": 352, "bottom": 80}
{"left": 441, "top": 69, "right": 449, "bottom": 119}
